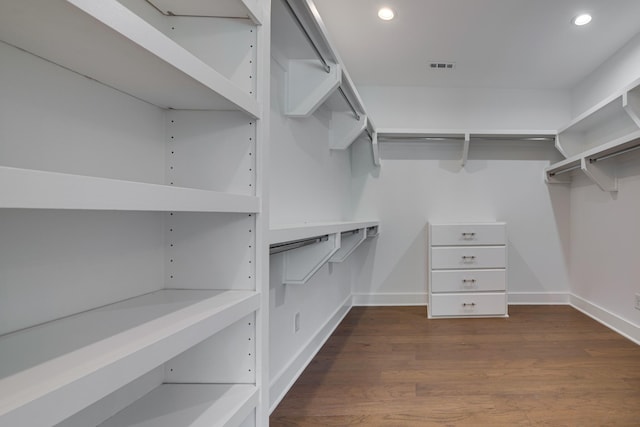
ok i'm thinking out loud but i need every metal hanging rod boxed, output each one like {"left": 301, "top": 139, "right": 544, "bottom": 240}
{"left": 470, "top": 136, "right": 556, "bottom": 142}
{"left": 364, "top": 129, "right": 373, "bottom": 142}
{"left": 340, "top": 229, "right": 360, "bottom": 237}
{"left": 548, "top": 164, "right": 581, "bottom": 177}
{"left": 589, "top": 142, "right": 640, "bottom": 163}
{"left": 337, "top": 87, "right": 361, "bottom": 121}
{"left": 269, "top": 235, "right": 329, "bottom": 255}
{"left": 379, "top": 136, "right": 465, "bottom": 142}
{"left": 281, "top": 0, "right": 331, "bottom": 73}
{"left": 379, "top": 135, "right": 554, "bottom": 142}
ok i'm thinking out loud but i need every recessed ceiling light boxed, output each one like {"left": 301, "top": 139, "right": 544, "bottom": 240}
{"left": 378, "top": 7, "right": 395, "bottom": 21}
{"left": 573, "top": 13, "right": 592, "bottom": 26}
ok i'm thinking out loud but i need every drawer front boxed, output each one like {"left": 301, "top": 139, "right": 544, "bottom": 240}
{"left": 430, "top": 293, "right": 507, "bottom": 317}
{"left": 431, "top": 247, "right": 506, "bottom": 270}
{"left": 431, "top": 269, "right": 506, "bottom": 293}
{"left": 430, "top": 223, "right": 505, "bottom": 246}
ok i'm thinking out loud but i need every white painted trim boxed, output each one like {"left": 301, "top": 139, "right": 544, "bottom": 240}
{"left": 268, "top": 295, "right": 352, "bottom": 413}
{"left": 569, "top": 294, "right": 640, "bottom": 345}
{"left": 508, "top": 292, "right": 570, "bottom": 305}
{"left": 352, "top": 292, "right": 428, "bottom": 306}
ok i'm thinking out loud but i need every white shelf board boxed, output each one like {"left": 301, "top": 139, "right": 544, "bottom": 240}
{"left": 0, "top": 289, "right": 260, "bottom": 427}
{"left": 0, "top": 0, "right": 259, "bottom": 115}
{"left": 270, "top": 220, "right": 379, "bottom": 244}
{"left": 147, "top": 0, "right": 263, "bottom": 24}
{"left": 0, "top": 167, "right": 259, "bottom": 213}
{"left": 99, "top": 384, "right": 258, "bottom": 427}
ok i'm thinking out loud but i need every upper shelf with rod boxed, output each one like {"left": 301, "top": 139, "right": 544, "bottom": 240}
{"left": 0, "top": 0, "right": 262, "bottom": 115}
{"left": 545, "top": 78, "right": 640, "bottom": 192}
{"left": 377, "top": 129, "right": 557, "bottom": 167}
{"left": 271, "top": 0, "right": 377, "bottom": 155}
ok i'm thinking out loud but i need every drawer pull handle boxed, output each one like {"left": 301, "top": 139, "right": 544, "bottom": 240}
{"left": 462, "top": 302, "right": 476, "bottom": 307}
{"left": 461, "top": 256, "right": 476, "bottom": 261}
{"left": 461, "top": 232, "right": 476, "bottom": 239}
{"left": 462, "top": 279, "right": 477, "bottom": 284}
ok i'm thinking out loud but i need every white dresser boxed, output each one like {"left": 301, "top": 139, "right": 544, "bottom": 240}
{"left": 427, "top": 222, "right": 508, "bottom": 318}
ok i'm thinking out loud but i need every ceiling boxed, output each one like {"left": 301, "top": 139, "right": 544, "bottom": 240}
{"left": 311, "top": 0, "right": 640, "bottom": 90}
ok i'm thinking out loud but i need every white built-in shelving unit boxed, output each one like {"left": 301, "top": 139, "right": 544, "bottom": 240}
{"left": 0, "top": 0, "right": 269, "bottom": 425}
{"left": 270, "top": 221, "right": 379, "bottom": 285}
{"left": 271, "top": 0, "right": 378, "bottom": 162}
{"left": 545, "top": 79, "right": 640, "bottom": 191}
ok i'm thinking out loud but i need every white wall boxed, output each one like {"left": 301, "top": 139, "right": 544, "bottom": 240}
{"left": 268, "top": 57, "right": 355, "bottom": 409}
{"left": 350, "top": 86, "right": 572, "bottom": 305}
{"left": 358, "top": 86, "right": 571, "bottom": 130}
{"left": 571, "top": 31, "right": 640, "bottom": 116}
{"left": 566, "top": 32, "right": 640, "bottom": 337}
{"left": 569, "top": 157, "right": 640, "bottom": 331}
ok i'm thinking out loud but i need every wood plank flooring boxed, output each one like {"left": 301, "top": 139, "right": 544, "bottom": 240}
{"left": 270, "top": 306, "right": 640, "bottom": 426}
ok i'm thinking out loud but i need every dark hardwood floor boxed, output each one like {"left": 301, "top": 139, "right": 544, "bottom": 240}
{"left": 270, "top": 305, "right": 640, "bottom": 426}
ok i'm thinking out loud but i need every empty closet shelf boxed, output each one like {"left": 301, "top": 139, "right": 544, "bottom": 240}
{"left": 0, "top": 0, "right": 259, "bottom": 114}
{"left": 0, "top": 166, "right": 259, "bottom": 213}
{"left": 99, "top": 384, "right": 258, "bottom": 427}
{"left": 0, "top": 289, "right": 260, "bottom": 427}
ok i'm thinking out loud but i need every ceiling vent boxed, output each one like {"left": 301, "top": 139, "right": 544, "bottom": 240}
{"left": 429, "top": 62, "right": 455, "bottom": 70}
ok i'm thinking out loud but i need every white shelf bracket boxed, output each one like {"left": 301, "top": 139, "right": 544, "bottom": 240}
{"left": 623, "top": 90, "right": 640, "bottom": 128}
{"left": 284, "top": 60, "right": 341, "bottom": 117}
{"left": 329, "top": 228, "right": 366, "bottom": 263}
{"left": 461, "top": 133, "right": 470, "bottom": 167}
{"left": 581, "top": 157, "right": 618, "bottom": 192}
{"left": 282, "top": 233, "right": 341, "bottom": 284}
{"left": 371, "top": 131, "right": 381, "bottom": 166}
{"left": 329, "top": 112, "right": 367, "bottom": 150}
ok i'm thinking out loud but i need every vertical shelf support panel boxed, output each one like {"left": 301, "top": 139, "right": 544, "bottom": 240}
{"left": 555, "top": 132, "right": 577, "bottom": 159}
{"left": 282, "top": 233, "right": 341, "bottom": 284}
{"left": 623, "top": 90, "right": 640, "bottom": 128}
{"left": 284, "top": 60, "right": 341, "bottom": 117}
{"left": 371, "top": 131, "right": 381, "bottom": 166}
{"left": 461, "top": 133, "right": 470, "bottom": 167}
{"left": 581, "top": 157, "right": 618, "bottom": 192}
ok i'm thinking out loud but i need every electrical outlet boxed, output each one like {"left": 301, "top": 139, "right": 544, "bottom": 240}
{"left": 635, "top": 293, "right": 640, "bottom": 311}
{"left": 294, "top": 312, "right": 300, "bottom": 332}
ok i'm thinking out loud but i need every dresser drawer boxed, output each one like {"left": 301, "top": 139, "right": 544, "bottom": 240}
{"left": 430, "top": 293, "right": 508, "bottom": 317}
{"left": 431, "top": 246, "right": 506, "bottom": 270}
{"left": 430, "top": 223, "right": 505, "bottom": 246}
{"left": 431, "top": 269, "right": 506, "bottom": 293}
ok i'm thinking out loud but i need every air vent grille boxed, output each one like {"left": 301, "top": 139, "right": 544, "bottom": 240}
{"left": 429, "top": 62, "right": 455, "bottom": 70}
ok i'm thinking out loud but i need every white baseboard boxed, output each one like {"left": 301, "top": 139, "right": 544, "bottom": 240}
{"left": 570, "top": 294, "right": 640, "bottom": 345}
{"left": 352, "top": 292, "right": 571, "bottom": 306}
{"left": 508, "top": 292, "right": 570, "bottom": 305}
{"left": 269, "top": 294, "right": 352, "bottom": 413}
{"left": 352, "top": 292, "right": 427, "bottom": 306}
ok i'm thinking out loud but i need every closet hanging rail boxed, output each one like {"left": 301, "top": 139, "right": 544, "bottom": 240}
{"left": 589, "top": 142, "right": 640, "bottom": 163}
{"left": 378, "top": 135, "right": 465, "bottom": 142}
{"left": 337, "top": 87, "right": 361, "bottom": 120}
{"left": 281, "top": 0, "right": 331, "bottom": 73}
{"left": 269, "top": 235, "right": 329, "bottom": 255}
{"left": 470, "top": 135, "right": 555, "bottom": 142}
{"left": 548, "top": 164, "right": 581, "bottom": 177}
{"left": 340, "top": 229, "right": 360, "bottom": 237}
